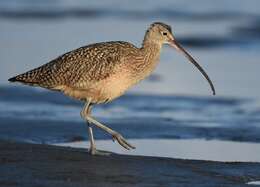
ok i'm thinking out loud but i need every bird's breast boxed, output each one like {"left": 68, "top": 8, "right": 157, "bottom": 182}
{"left": 99, "top": 58, "right": 160, "bottom": 102}
{"left": 97, "top": 69, "right": 135, "bottom": 103}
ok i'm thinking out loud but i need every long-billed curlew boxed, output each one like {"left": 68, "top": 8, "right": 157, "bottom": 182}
{"left": 9, "top": 22, "right": 215, "bottom": 155}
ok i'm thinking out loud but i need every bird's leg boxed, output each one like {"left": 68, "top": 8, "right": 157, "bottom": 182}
{"left": 87, "top": 123, "right": 96, "bottom": 155}
{"left": 81, "top": 103, "right": 135, "bottom": 150}
{"left": 85, "top": 115, "right": 135, "bottom": 150}
{"left": 81, "top": 102, "right": 96, "bottom": 155}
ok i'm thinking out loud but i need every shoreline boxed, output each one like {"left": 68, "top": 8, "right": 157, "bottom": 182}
{"left": 1, "top": 140, "right": 260, "bottom": 187}
{"left": 56, "top": 139, "right": 260, "bottom": 162}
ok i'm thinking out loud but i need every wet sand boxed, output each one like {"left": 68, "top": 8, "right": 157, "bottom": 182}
{"left": 1, "top": 140, "right": 260, "bottom": 187}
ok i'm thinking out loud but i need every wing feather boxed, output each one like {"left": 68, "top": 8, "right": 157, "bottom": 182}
{"left": 9, "top": 41, "right": 136, "bottom": 89}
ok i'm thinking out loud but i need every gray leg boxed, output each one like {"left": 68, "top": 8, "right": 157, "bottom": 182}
{"left": 81, "top": 102, "right": 135, "bottom": 151}
{"left": 87, "top": 123, "right": 96, "bottom": 155}
{"left": 85, "top": 115, "right": 135, "bottom": 150}
{"left": 81, "top": 102, "right": 96, "bottom": 155}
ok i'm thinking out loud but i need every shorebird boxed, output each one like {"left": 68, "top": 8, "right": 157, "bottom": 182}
{"left": 9, "top": 22, "right": 215, "bottom": 155}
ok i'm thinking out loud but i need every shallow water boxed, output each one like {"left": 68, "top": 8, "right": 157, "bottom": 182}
{"left": 0, "top": 0, "right": 260, "bottom": 162}
{"left": 56, "top": 139, "right": 260, "bottom": 162}
{"left": 0, "top": 86, "right": 260, "bottom": 144}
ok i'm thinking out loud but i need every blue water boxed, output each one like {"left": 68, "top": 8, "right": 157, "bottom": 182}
{"left": 0, "top": 0, "right": 260, "bottom": 145}
{"left": 0, "top": 86, "right": 259, "bottom": 144}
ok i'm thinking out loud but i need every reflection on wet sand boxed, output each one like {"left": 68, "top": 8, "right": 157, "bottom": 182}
{"left": 56, "top": 139, "right": 260, "bottom": 162}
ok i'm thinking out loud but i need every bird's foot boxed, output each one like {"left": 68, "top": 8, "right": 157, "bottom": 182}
{"left": 88, "top": 148, "right": 112, "bottom": 156}
{"left": 112, "top": 133, "right": 136, "bottom": 150}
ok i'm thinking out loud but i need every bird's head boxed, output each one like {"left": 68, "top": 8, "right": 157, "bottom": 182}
{"left": 145, "top": 22, "right": 174, "bottom": 45}
{"left": 145, "top": 22, "right": 216, "bottom": 95}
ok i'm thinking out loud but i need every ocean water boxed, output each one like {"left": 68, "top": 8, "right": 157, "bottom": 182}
{"left": 0, "top": 0, "right": 260, "bottom": 160}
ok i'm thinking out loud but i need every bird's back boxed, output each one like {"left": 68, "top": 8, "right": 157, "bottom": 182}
{"left": 9, "top": 41, "right": 138, "bottom": 90}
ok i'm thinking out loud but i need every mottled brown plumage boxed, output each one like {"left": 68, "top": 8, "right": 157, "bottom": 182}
{"left": 9, "top": 22, "right": 215, "bottom": 155}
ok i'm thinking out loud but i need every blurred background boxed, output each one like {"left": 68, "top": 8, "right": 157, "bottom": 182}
{"left": 0, "top": 0, "right": 260, "bottom": 161}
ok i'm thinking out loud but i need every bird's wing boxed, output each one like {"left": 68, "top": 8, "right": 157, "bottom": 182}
{"left": 57, "top": 42, "right": 127, "bottom": 88}
{"left": 9, "top": 42, "right": 132, "bottom": 89}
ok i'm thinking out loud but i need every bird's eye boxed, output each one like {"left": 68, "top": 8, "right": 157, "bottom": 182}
{"left": 163, "top": 32, "right": 167, "bottom": 36}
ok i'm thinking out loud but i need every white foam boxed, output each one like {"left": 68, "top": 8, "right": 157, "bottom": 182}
{"left": 247, "top": 181, "right": 260, "bottom": 185}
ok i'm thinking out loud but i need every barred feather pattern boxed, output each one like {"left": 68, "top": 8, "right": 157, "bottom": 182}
{"left": 9, "top": 41, "right": 137, "bottom": 89}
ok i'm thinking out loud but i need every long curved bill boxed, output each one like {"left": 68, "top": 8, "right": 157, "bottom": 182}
{"left": 169, "top": 39, "right": 216, "bottom": 95}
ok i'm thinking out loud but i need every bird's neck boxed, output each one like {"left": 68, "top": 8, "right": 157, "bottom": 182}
{"left": 141, "top": 36, "right": 162, "bottom": 67}
{"left": 127, "top": 37, "right": 162, "bottom": 82}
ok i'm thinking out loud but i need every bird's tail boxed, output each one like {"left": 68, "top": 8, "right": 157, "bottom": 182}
{"left": 8, "top": 61, "right": 56, "bottom": 88}
{"left": 8, "top": 68, "right": 41, "bottom": 86}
